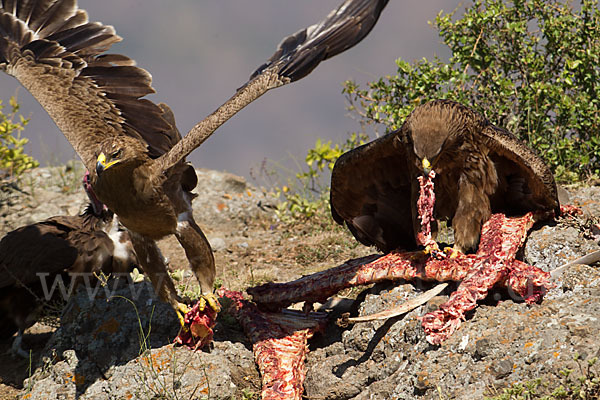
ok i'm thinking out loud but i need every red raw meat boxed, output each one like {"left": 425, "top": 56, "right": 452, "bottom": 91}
{"left": 248, "top": 212, "right": 550, "bottom": 314}
{"left": 247, "top": 167, "right": 559, "bottom": 349}
{"left": 416, "top": 170, "right": 439, "bottom": 252}
{"left": 218, "top": 289, "right": 327, "bottom": 400}
{"left": 173, "top": 301, "right": 218, "bottom": 349}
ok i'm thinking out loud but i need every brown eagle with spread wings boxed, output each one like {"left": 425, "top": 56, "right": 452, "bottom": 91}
{"left": 0, "top": 0, "right": 388, "bottom": 323}
{"left": 330, "top": 99, "right": 559, "bottom": 253}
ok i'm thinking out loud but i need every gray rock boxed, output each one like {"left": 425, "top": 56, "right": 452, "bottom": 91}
{"left": 524, "top": 224, "right": 599, "bottom": 273}
{"left": 23, "top": 282, "right": 257, "bottom": 400}
{"left": 4, "top": 167, "right": 600, "bottom": 399}
{"left": 569, "top": 186, "right": 600, "bottom": 217}
{"left": 208, "top": 236, "right": 227, "bottom": 252}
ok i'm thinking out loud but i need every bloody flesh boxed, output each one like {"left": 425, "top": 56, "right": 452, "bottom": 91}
{"left": 416, "top": 170, "right": 438, "bottom": 251}
{"left": 173, "top": 301, "right": 218, "bottom": 349}
{"left": 248, "top": 212, "right": 550, "bottom": 314}
{"left": 249, "top": 174, "right": 555, "bottom": 344}
{"left": 219, "top": 289, "right": 326, "bottom": 400}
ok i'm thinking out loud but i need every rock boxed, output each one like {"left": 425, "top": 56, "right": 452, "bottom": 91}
{"left": 569, "top": 186, "right": 600, "bottom": 217}
{"left": 24, "top": 282, "right": 257, "bottom": 400}
{"left": 562, "top": 264, "right": 600, "bottom": 290}
{"left": 208, "top": 236, "right": 227, "bottom": 252}
{"left": 3, "top": 167, "right": 600, "bottom": 399}
{"left": 524, "top": 224, "right": 599, "bottom": 273}
{"left": 303, "top": 201, "right": 600, "bottom": 399}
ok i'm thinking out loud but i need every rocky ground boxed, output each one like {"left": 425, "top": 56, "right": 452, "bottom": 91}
{"left": 0, "top": 164, "right": 599, "bottom": 400}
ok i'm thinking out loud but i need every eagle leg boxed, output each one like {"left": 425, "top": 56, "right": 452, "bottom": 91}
{"left": 10, "top": 330, "right": 30, "bottom": 359}
{"left": 452, "top": 177, "right": 492, "bottom": 253}
{"left": 128, "top": 231, "right": 182, "bottom": 318}
{"left": 172, "top": 217, "right": 221, "bottom": 349}
{"left": 174, "top": 217, "right": 216, "bottom": 301}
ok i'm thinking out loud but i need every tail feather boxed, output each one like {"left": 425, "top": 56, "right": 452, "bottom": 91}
{"left": 251, "top": 0, "right": 388, "bottom": 82}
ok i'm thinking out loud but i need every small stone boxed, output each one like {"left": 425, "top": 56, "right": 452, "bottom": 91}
{"left": 208, "top": 237, "right": 226, "bottom": 251}
{"left": 491, "top": 359, "right": 513, "bottom": 379}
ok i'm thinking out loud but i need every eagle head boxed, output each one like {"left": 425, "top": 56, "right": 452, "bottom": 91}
{"left": 409, "top": 120, "right": 454, "bottom": 175}
{"left": 95, "top": 137, "right": 148, "bottom": 177}
{"left": 406, "top": 100, "right": 466, "bottom": 175}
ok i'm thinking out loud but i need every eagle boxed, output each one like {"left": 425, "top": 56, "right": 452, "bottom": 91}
{"left": 0, "top": 0, "right": 389, "bottom": 324}
{"left": 330, "top": 99, "right": 559, "bottom": 253}
{"left": 0, "top": 175, "right": 137, "bottom": 357}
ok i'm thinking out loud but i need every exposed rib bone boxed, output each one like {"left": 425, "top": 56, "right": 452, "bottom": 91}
{"left": 337, "top": 282, "right": 448, "bottom": 326}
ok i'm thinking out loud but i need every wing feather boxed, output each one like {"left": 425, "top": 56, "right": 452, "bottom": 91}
{"left": 0, "top": 217, "right": 80, "bottom": 288}
{"left": 0, "top": 0, "right": 178, "bottom": 172}
{"left": 482, "top": 124, "right": 559, "bottom": 214}
{"left": 330, "top": 130, "right": 416, "bottom": 252}
{"left": 157, "top": 0, "right": 389, "bottom": 173}
{"left": 251, "top": 0, "right": 389, "bottom": 82}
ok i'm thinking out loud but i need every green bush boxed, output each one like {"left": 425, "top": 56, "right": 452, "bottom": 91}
{"left": 343, "top": 0, "right": 600, "bottom": 182}
{"left": 0, "top": 96, "right": 38, "bottom": 183}
{"left": 257, "top": 133, "right": 369, "bottom": 221}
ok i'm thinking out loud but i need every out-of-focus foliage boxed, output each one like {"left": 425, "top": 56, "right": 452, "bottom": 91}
{"left": 256, "top": 133, "right": 369, "bottom": 221}
{"left": 0, "top": 96, "right": 38, "bottom": 183}
{"left": 344, "top": 0, "right": 600, "bottom": 182}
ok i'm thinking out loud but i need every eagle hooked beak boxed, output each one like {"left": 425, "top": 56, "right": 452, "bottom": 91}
{"left": 96, "top": 152, "right": 119, "bottom": 176}
{"left": 422, "top": 158, "right": 432, "bottom": 175}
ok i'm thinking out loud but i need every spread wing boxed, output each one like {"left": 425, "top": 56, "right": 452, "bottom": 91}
{"left": 330, "top": 130, "right": 416, "bottom": 252}
{"left": 0, "top": 0, "right": 177, "bottom": 172}
{"left": 250, "top": 0, "right": 389, "bottom": 82}
{"left": 483, "top": 124, "right": 560, "bottom": 215}
{"left": 156, "top": 0, "right": 389, "bottom": 173}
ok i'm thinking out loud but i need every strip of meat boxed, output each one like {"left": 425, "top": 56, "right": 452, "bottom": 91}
{"left": 218, "top": 289, "right": 327, "bottom": 400}
{"left": 420, "top": 212, "right": 548, "bottom": 344}
{"left": 248, "top": 212, "right": 553, "bottom": 344}
{"left": 416, "top": 170, "right": 438, "bottom": 252}
{"left": 248, "top": 213, "right": 549, "bottom": 310}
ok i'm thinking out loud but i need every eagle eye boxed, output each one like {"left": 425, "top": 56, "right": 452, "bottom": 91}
{"left": 111, "top": 149, "right": 123, "bottom": 159}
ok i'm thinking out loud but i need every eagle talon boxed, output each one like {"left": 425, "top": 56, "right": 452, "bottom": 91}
{"left": 198, "top": 293, "right": 221, "bottom": 313}
{"left": 443, "top": 246, "right": 462, "bottom": 259}
{"left": 176, "top": 302, "right": 191, "bottom": 327}
{"left": 424, "top": 243, "right": 443, "bottom": 259}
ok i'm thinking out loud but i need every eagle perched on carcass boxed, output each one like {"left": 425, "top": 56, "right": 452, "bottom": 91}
{"left": 330, "top": 99, "right": 559, "bottom": 253}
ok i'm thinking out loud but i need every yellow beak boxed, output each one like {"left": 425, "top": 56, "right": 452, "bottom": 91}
{"left": 96, "top": 152, "right": 119, "bottom": 176}
{"left": 422, "top": 158, "right": 432, "bottom": 175}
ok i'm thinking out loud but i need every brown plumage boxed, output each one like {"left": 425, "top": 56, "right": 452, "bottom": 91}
{"left": 0, "top": 202, "right": 137, "bottom": 356}
{"left": 0, "top": 0, "right": 388, "bottom": 322}
{"left": 330, "top": 99, "right": 559, "bottom": 253}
